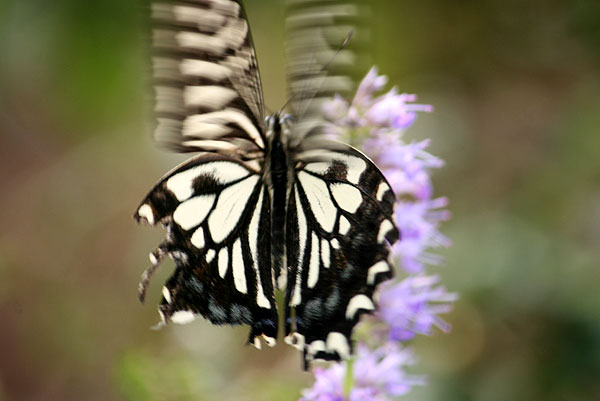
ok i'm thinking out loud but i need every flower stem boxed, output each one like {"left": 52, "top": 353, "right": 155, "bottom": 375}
{"left": 343, "top": 357, "right": 355, "bottom": 398}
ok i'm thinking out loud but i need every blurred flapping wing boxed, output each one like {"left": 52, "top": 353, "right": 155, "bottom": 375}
{"left": 151, "top": 0, "right": 266, "bottom": 155}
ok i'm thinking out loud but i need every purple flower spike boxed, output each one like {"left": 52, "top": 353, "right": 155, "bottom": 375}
{"left": 300, "top": 344, "right": 425, "bottom": 401}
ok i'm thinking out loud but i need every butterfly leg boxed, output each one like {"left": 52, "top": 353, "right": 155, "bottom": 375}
{"left": 138, "top": 243, "right": 169, "bottom": 303}
{"left": 247, "top": 318, "right": 278, "bottom": 350}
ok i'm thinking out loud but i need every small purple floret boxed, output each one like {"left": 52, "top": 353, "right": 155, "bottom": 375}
{"left": 377, "top": 276, "right": 457, "bottom": 342}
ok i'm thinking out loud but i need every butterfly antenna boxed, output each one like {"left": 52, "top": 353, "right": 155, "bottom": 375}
{"left": 321, "top": 30, "right": 353, "bottom": 73}
{"left": 288, "top": 30, "right": 354, "bottom": 118}
{"left": 299, "top": 30, "right": 354, "bottom": 113}
{"left": 279, "top": 93, "right": 298, "bottom": 115}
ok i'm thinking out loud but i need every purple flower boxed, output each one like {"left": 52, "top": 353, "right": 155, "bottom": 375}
{"left": 325, "top": 67, "right": 432, "bottom": 133}
{"left": 362, "top": 136, "right": 443, "bottom": 201}
{"left": 323, "top": 94, "right": 350, "bottom": 123}
{"left": 353, "top": 67, "right": 388, "bottom": 108}
{"left": 300, "top": 344, "right": 424, "bottom": 401}
{"left": 365, "top": 90, "right": 433, "bottom": 130}
{"left": 376, "top": 276, "right": 457, "bottom": 342}
{"left": 300, "top": 365, "right": 345, "bottom": 401}
{"left": 392, "top": 198, "right": 451, "bottom": 273}
{"left": 361, "top": 131, "right": 450, "bottom": 273}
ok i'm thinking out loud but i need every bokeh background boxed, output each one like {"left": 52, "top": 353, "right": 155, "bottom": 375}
{"left": 1, "top": 0, "right": 599, "bottom": 400}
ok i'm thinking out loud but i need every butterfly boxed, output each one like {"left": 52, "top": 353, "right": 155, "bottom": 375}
{"left": 134, "top": 0, "right": 399, "bottom": 368}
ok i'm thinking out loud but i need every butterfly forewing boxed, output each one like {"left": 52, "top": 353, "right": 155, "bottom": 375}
{"left": 285, "top": 0, "right": 370, "bottom": 124}
{"left": 135, "top": 154, "right": 278, "bottom": 346}
{"left": 151, "top": 0, "right": 266, "bottom": 153}
{"left": 284, "top": 146, "right": 398, "bottom": 364}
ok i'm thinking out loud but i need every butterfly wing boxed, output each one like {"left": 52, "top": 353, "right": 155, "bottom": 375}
{"left": 151, "top": 0, "right": 266, "bottom": 154}
{"left": 135, "top": 154, "right": 278, "bottom": 347}
{"left": 284, "top": 145, "right": 399, "bottom": 366}
{"left": 285, "top": 0, "right": 370, "bottom": 123}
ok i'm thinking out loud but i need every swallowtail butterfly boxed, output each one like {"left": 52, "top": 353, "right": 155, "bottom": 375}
{"left": 134, "top": 0, "right": 399, "bottom": 368}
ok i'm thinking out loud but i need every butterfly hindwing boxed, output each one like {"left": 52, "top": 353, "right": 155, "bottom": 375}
{"left": 151, "top": 0, "right": 266, "bottom": 153}
{"left": 284, "top": 146, "right": 398, "bottom": 364}
{"left": 135, "top": 153, "right": 278, "bottom": 346}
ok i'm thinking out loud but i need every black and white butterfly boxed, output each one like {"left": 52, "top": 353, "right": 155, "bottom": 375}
{"left": 134, "top": 0, "right": 399, "bottom": 368}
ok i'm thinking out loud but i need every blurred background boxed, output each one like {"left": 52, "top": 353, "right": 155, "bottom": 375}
{"left": 1, "top": 0, "right": 599, "bottom": 400}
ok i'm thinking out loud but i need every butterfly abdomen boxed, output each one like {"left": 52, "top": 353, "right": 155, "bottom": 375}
{"left": 268, "top": 115, "right": 289, "bottom": 285}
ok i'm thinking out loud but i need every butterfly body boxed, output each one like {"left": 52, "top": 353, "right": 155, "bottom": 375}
{"left": 136, "top": 0, "right": 399, "bottom": 367}
{"left": 266, "top": 114, "right": 290, "bottom": 285}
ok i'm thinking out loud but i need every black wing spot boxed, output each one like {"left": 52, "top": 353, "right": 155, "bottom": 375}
{"left": 192, "top": 174, "right": 221, "bottom": 194}
{"left": 325, "top": 160, "right": 348, "bottom": 180}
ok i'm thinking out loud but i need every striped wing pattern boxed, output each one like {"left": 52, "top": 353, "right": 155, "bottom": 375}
{"left": 284, "top": 147, "right": 398, "bottom": 364}
{"left": 134, "top": 154, "right": 278, "bottom": 346}
{"left": 151, "top": 0, "right": 266, "bottom": 153}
